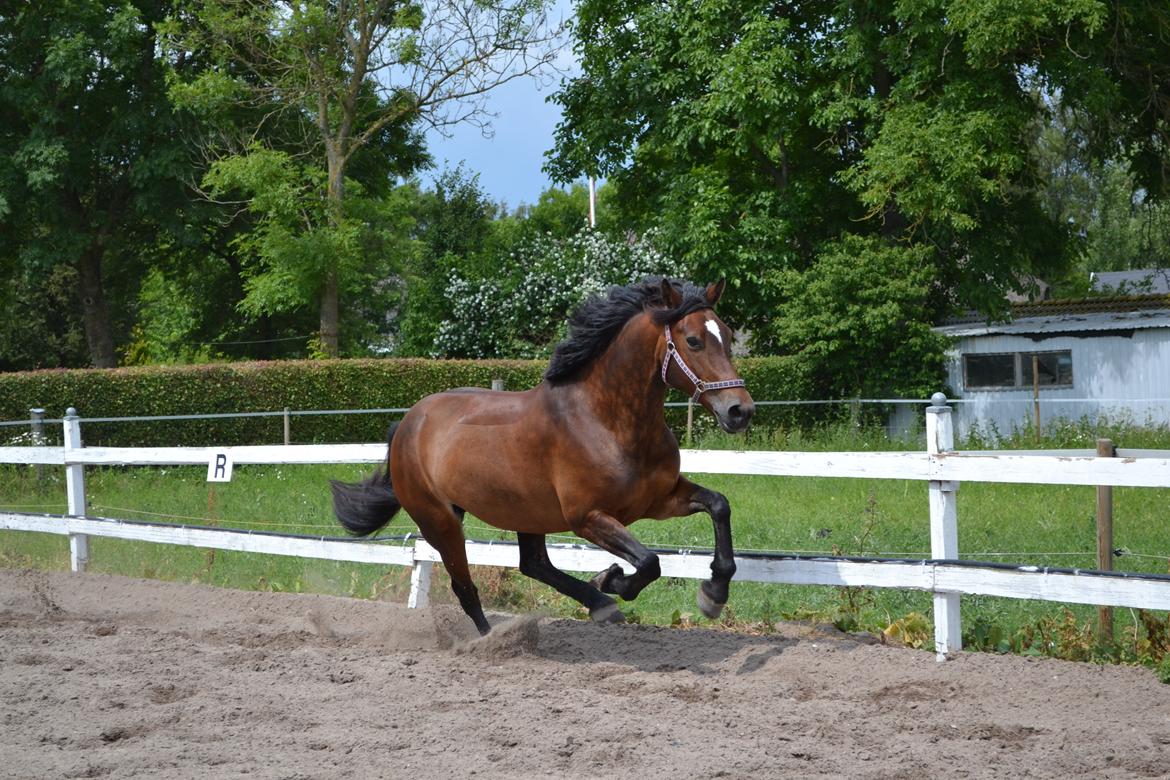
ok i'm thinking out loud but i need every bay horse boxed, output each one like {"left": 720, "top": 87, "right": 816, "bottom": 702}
{"left": 331, "top": 278, "right": 755, "bottom": 634}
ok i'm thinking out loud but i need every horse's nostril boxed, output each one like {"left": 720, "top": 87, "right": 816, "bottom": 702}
{"left": 727, "top": 402, "right": 755, "bottom": 427}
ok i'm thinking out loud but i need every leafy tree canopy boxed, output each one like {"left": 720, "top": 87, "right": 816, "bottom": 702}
{"left": 548, "top": 0, "right": 1170, "bottom": 396}
{"left": 160, "top": 0, "right": 566, "bottom": 356}
{"left": 0, "top": 0, "right": 195, "bottom": 368}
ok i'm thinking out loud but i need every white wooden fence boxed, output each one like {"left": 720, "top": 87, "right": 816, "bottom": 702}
{"left": 2, "top": 393, "right": 1169, "bottom": 661}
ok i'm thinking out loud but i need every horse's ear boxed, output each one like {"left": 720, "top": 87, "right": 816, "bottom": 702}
{"left": 705, "top": 279, "right": 726, "bottom": 305}
{"left": 660, "top": 277, "right": 683, "bottom": 307}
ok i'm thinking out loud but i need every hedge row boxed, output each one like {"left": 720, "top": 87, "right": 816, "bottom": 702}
{"left": 0, "top": 356, "right": 815, "bottom": 448}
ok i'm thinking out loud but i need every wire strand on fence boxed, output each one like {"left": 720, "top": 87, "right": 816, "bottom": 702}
{"left": 1113, "top": 551, "right": 1170, "bottom": 562}
{"left": 0, "top": 418, "right": 50, "bottom": 428}
{"left": 200, "top": 334, "right": 313, "bottom": 347}
{"left": 89, "top": 503, "right": 414, "bottom": 536}
{"left": 73, "top": 505, "right": 1170, "bottom": 565}
{"left": 83, "top": 505, "right": 420, "bottom": 543}
{"left": 77, "top": 407, "right": 413, "bottom": 424}
{"left": 4, "top": 395, "right": 1170, "bottom": 427}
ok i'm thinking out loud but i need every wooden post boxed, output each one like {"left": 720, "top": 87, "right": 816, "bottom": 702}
{"left": 1032, "top": 354, "right": 1041, "bottom": 442}
{"left": 63, "top": 408, "right": 89, "bottom": 573}
{"left": 408, "top": 559, "right": 433, "bottom": 609}
{"left": 685, "top": 399, "right": 694, "bottom": 447}
{"left": 1096, "top": 437, "right": 1115, "bottom": 644}
{"left": 283, "top": 407, "right": 291, "bottom": 446}
{"left": 926, "top": 392, "right": 961, "bottom": 660}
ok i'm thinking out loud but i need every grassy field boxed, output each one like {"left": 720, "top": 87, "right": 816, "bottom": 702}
{"left": 2, "top": 420, "right": 1169, "bottom": 666}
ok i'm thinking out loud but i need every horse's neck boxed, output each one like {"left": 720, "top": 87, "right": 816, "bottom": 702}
{"left": 573, "top": 315, "right": 671, "bottom": 448}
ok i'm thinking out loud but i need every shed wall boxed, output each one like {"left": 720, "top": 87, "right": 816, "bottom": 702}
{"left": 943, "top": 328, "right": 1170, "bottom": 438}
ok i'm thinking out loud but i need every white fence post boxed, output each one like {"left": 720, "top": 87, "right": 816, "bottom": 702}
{"left": 408, "top": 559, "right": 433, "bottom": 609}
{"left": 63, "top": 407, "right": 89, "bottom": 572}
{"left": 926, "top": 392, "right": 961, "bottom": 660}
{"left": 30, "top": 407, "right": 46, "bottom": 483}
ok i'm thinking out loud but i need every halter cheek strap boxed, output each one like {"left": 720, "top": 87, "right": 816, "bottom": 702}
{"left": 661, "top": 323, "right": 747, "bottom": 402}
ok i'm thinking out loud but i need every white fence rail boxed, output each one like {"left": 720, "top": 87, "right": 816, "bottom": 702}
{"left": 3, "top": 396, "right": 1170, "bottom": 661}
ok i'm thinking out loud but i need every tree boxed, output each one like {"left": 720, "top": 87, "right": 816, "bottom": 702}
{"left": 395, "top": 175, "right": 620, "bottom": 357}
{"left": 546, "top": 0, "right": 1168, "bottom": 397}
{"left": 161, "top": 0, "right": 566, "bottom": 356}
{"left": 395, "top": 166, "right": 499, "bottom": 355}
{"left": 432, "top": 227, "right": 681, "bottom": 358}
{"left": 199, "top": 144, "right": 419, "bottom": 356}
{"left": 0, "top": 264, "right": 88, "bottom": 371}
{"left": 512, "top": 181, "right": 598, "bottom": 236}
{"left": 1027, "top": 0, "right": 1170, "bottom": 201}
{"left": 547, "top": 0, "right": 868, "bottom": 333}
{"left": 769, "top": 236, "right": 949, "bottom": 398}
{"left": 0, "top": 1, "right": 194, "bottom": 368}
{"left": 1032, "top": 102, "right": 1170, "bottom": 285}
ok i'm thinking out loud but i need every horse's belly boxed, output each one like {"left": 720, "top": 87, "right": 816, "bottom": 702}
{"left": 448, "top": 470, "right": 570, "bottom": 534}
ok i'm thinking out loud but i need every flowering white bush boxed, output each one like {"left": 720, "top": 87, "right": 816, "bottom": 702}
{"left": 431, "top": 275, "right": 507, "bottom": 358}
{"left": 432, "top": 228, "right": 684, "bottom": 358}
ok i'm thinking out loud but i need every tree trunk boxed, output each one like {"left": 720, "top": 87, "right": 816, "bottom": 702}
{"left": 76, "top": 243, "right": 117, "bottom": 368}
{"left": 319, "top": 153, "right": 345, "bottom": 358}
{"left": 319, "top": 270, "right": 339, "bottom": 357}
{"left": 863, "top": 11, "right": 908, "bottom": 239}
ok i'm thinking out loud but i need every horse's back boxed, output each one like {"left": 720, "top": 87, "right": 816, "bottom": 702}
{"left": 399, "top": 386, "right": 537, "bottom": 439}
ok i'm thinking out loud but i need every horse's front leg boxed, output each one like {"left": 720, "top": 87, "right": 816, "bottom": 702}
{"left": 571, "top": 510, "right": 662, "bottom": 602}
{"left": 649, "top": 477, "right": 736, "bottom": 620}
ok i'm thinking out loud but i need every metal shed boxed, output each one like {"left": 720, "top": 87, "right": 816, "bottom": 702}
{"left": 931, "top": 296, "right": 1170, "bottom": 439}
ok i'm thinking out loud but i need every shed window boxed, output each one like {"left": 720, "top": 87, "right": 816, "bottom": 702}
{"left": 963, "top": 350, "right": 1073, "bottom": 390}
{"left": 1021, "top": 351, "right": 1073, "bottom": 386}
{"left": 964, "top": 353, "right": 1015, "bottom": 388}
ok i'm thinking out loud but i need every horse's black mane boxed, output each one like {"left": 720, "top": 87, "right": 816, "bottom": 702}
{"left": 544, "top": 278, "right": 711, "bottom": 383}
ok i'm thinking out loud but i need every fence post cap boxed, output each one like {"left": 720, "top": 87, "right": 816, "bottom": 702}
{"left": 65, "top": 407, "right": 79, "bottom": 418}
{"left": 29, "top": 407, "right": 45, "bottom": 414}
{"left": 927, "top": 392, "right": 949, "bottom": 410}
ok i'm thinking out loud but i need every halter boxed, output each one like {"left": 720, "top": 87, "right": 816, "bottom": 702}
{"left": 661, "top": 322, "right": 747, "bottom": 402}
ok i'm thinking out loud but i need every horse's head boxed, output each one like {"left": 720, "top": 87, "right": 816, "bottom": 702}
{"left": 659, "top": 279, "right": 755, "bottom": 433}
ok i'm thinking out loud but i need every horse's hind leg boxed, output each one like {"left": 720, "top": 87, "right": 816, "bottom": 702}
{"left": 517, "top": 533, "right": 624, "bottom": 624}
{"left": 410, "top": 502, "right": 492, "bottom": 635}
{"left": 571, "top": 511, "right": 661, "bottom": 602}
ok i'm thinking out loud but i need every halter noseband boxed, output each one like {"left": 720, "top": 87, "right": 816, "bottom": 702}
{"left": 661, "top": 322, "right": 747, "bottom": 402}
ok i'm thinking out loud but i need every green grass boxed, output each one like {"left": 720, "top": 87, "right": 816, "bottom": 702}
{"left": 2, "top": 418, "right": 1169, "bottom": 665}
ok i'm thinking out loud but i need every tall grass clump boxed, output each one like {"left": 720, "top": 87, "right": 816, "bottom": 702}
{"left": 961, "top": 412, "right": 1170, "bottom": 450}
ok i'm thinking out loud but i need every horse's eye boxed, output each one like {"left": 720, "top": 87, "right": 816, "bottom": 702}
{"left": 686, "top": 336, "right": 703, "bottom": 350}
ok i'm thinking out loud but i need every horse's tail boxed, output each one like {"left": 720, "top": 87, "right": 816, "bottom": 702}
{"left": 330, "top": 422, "right": 402, "bottom": 537}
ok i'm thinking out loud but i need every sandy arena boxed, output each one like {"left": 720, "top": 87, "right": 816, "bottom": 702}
{"left": 2, "top": 568, "right": 1168, "bottom": 778}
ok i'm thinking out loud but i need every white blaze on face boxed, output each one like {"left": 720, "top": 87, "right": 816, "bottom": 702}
{"left": 705, "top": 317, "right": 723, "bottom": 346}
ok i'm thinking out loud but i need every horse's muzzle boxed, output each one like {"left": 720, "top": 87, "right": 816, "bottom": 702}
{"left": 712, "top": 395, "right": 755, "bottom": 433}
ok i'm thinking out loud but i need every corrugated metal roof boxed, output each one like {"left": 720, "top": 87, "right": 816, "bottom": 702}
{"left": 1090, "top": 268, "right": 1170, "bottom": 294}
{"left": 935, "top": 295, "right": 1170, "bottom": 337}
{"left": 1012, "top": 294, "right": 1170, "bottom": 317}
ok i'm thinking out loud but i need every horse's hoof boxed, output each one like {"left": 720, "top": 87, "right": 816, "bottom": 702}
{"left": 697, "top": 584, "right": 725, "bottom": 620}
{"left": 590, "top": 603, "right": 626, "bottom": 624}
{"left": 588, "top": 563, "right": 623, "bottom": 593}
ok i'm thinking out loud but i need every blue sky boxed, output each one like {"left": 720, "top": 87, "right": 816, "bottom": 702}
{"left": 422, "top": 2, "right": 582, "bottom": 210}
{"left": 423, "top": 73, "right": 573, "bottom": 209}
